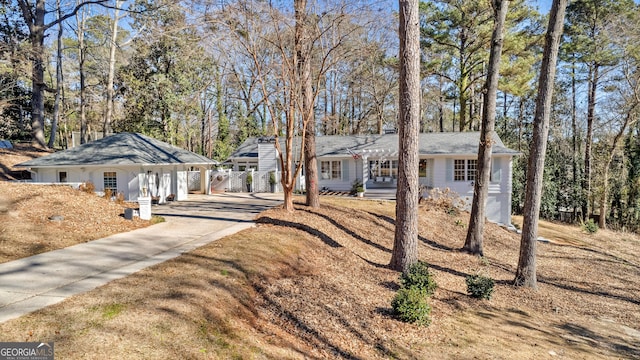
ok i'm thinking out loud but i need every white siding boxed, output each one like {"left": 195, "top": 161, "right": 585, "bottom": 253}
{"left": 317, "top": 158, "right": 352, "bottom": 191}
{"left": 431, "top": 155, "right": 514, "bottom": 225}
{"left": 258, "top": 142, "right": 278, "bottom": 171}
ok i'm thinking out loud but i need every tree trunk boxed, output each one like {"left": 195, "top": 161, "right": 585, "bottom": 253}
{"left": 459, "top": 71, "right": 468, "bottom": 132}
{"left": 77, "top": 6, "right": 88, "bottom": 144}
{"left": 49, "top": 1, "right": 64, "bottom": 149}
{"left": 103, "top": 0, "right": 121, "bottom": 136}
{"left": 514, "top": 0, "right": 567, "bottom": 289}
{"left": 439, "top": 75, "right": 444, "bottom": 132}
{"left": 18, "top": 0, "right": 106, "bottom": 148}
{"left": 600, "top": 109, "right": 637, "bottom": 229}
{"left": 297, "top": 0, "right": 319, "bottom": 208}
{"left": 390, "top": 0, "right": 420, "bottom": 272}
{"left": 464, "top": 0, "right": 509, "bottom": 256}
{"left": 28, "top": 0, "right": 47, "bottom": 148}
{"left": 571, "top": 58, "right": 579, "bottom": 222}
{"left": 582, "top": 65, "right": 599, "bottom": 220}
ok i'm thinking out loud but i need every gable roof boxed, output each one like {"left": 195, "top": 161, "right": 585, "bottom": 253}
{"left": 16, "top": 132, "right": 217, "bottom": 168}
{"left": 230, "top": 132, "right": 519, "bottom": 159}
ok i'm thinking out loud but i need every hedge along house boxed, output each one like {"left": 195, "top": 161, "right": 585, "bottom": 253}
{"left": 16, "top": 132, "right": 218, "bottom": 203}
{"left": 228, "top": 132, "right": 519, "bottom": 225}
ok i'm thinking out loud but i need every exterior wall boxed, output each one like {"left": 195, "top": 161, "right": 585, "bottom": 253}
{"left": 430, "top": 155, "right": 513, "bottom": 225}
{"left": 176, "top": 171, "right": 188, "bottom": 200}
{"left": 30, "top": 165, "right": 197, "bottom": 203}
{"left": 306, "top": 154, "right": 513, "bottom": 225}
{"left": 317, "top": 157, "right": 354, "bottom": 191}
{"left": 258, "top": 140, "right": 278, "bottom": 171}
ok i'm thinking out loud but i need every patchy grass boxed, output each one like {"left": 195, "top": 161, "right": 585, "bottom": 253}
{"left": 0, "top": 196, "right": 638, "bottom": 359}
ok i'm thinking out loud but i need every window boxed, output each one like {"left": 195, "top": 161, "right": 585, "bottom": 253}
{"left": 369, "top": 160, "right": 398, "bottom": 179}
{"left": 419, "top": 159, "right": 428, "bottom": 177}
{"left": 453, "top": 159, "right": 477, "bottom": 181}
{"left": 104, "top": 171, "right": 117, "bottom": 193}
{"left": 454, "top": 160, "right": 466, "bottom": 181}
{"left": 467, "top": 159, "right": 477, "bottom": 181}
{"left": 321, "top": 160, "right": 341, "bottom": 180}
{"left": 58, "top": 171, "right": 67, "bottom": 183}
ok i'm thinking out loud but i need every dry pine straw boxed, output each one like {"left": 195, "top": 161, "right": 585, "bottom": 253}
{"left": 0, "top": 182, "right": 150, "bottom": 263}
{"left": 251, "top": 199, "right": 640, "bottom": 359}
{"left": 0, "top": 195, "right": 637, "bottom": 359}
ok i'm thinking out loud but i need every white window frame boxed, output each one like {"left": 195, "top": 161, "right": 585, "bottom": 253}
{"left": 321, "top": 160, "right": 342, "bottom": 180}
{"left": 104, "top": 171, "right": 117, "bottom": 193}
{"left": 453, "top": 159, "right": 477, "bottom": 182}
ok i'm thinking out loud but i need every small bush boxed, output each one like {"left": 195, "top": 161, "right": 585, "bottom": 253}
{"left": 351, "top": 179, "right": 363, "bottom": 195}
{"left": 80, "top": 181, "right": 95, "bottom": 194}
{"left": 465, "top": 274, "right": 495, "bottom": 300}
{"left": 103, "top": 188, "right": 112, "bottom": 200}
{"left": 150, "top": 215, "right": 165, "bottom": 224}
{"left": 582, "top": 219, "right": 598, "bottom": 234}
{"left": 115, "top": 192, "right": 125, "bottom": 204}
{"left": 399, "top": 261, "right": 437, "bottom": 296}
{"left": 391, "top": 287, "right": 431, "bottom": 326}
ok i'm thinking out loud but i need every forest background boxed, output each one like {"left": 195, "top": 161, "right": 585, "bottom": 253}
{"left": 2, "top": 0, "right": 640, "bottom": 232}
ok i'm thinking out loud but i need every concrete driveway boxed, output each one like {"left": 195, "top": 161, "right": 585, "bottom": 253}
{"left": 0, "top": 192, "right": 282, "bottom": 323}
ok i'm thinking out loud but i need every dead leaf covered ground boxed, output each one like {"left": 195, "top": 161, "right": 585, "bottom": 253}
{"left": 0, "top": 182, "right": 150, "bottom": 263}
{"left": 0, "top": 192, "right": 638, "bottom": 359}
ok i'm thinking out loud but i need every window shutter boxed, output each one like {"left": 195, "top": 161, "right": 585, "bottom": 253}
{"left": 492, "top": 158, "right": 502, "bottom": 182}
{"left": 446, "top": 158, "right": 453, "bottom": 182}
{"left": 342, "top": 160, "right": 349, "bottom": 181}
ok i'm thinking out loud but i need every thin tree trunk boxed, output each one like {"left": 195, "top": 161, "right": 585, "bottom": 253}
{"left": 459, "top": 72, "right": 468, "bottom": 132}
{"left": 77, "top": 6, "right": 87, "bottom": 144}
{"left": 103, "top": 0, "right": 121, "bottom": 135}
{"left": 390, "top": 0, "right": 420, "bottom": 272}
{"left": 48, "top": 1, "right": 63, "bottom": 149}
{"left": 464, "top": 0, "right": 509, "bottom": 255}
{"left": 517, "top": 97, "right": 524, "bottom": 152}
{"left": 583, "top": 65, "right": 599, "bottom": 220}
{"left": 514, "top": 0, "right": 567, "bottom": 289}
{"left": 600, "top": 108, "right": 637, "bottom": 229}
{"left": 439, "top": 79, "right": 444, "bottom": 132}
{"left": 571, "top": 58, "right": 579, "bottom": 222}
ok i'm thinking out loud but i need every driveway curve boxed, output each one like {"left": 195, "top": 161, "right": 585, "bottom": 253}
{"left": 0, "top": 192, "right": 282, "bottom": 323}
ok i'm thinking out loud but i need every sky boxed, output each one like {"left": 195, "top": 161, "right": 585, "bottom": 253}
{"left": 536, "top": 0, "right": 553, "bottom": 14}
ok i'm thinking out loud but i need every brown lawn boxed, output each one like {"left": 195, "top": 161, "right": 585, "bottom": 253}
{"left": 0, "top": 192, "right": 638, "bottom": 359}
{"left": 0, "top": 145, "right": 152, "bottom": 263}
{"left": 0, "top": 182, "right": 151, "bottom": 263}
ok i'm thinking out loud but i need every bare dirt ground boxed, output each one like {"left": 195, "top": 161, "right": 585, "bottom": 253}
{"left": 0, "top": 191, "right": 638, "bottom": 359}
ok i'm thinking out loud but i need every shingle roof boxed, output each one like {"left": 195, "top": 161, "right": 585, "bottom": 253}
{"left": 230, "top": 132, "right": 519, "bottom": 159}
{"left": 16, "top": 132, "right": 217, "bottom": 168}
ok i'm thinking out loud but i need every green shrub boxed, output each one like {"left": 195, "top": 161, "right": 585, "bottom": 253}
{"left": 465, "top": 274, "right": 495, "bottom": 300}
{"left": 399, "top": 261, "right": 437, "bottom": 296}
{"left": 582, "top": 218, "right": 598, "bottom": 234}
{"left": 351, "top": 179, "right": 363, "bottom": 195}
{"left": 391, "top": 287, "right": 431, "bottom": 326}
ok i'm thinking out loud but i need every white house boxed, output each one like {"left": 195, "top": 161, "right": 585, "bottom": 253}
{"left": 16, "top": 132, "right": 217, "bottom": 203}
{"left": 228, "top": 132, "right": 519, "bottom": 225}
